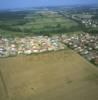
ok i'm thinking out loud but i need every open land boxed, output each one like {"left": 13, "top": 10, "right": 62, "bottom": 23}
{"left": 0, "top": 10, "right": 80, "bottom": 37}
{"left": 0, "top": 50, "right": 98, "bottom": 100}
{"left": 0, "top": 5, "right": 98, "bottom": 100}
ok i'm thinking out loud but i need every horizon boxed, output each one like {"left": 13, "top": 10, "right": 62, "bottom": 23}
{"left": 0, "top": 0, "right": 98, "bottom": 10}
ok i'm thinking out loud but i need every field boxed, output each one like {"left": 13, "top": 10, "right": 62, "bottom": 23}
{"left": 0, "top": 10, "right": 81, "bottom": 37}
{"left": 0, "top": 50, "right": 98, "bottom": 100}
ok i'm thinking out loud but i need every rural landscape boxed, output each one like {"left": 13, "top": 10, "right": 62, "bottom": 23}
{"left": 0, "top": 50, "right": 98, "bottom": 100}
{"left": 0, "top": 0, "right": 98, "bottom": 100}
{"left": 0, "top": 8, "right": 80, "bottom": 37}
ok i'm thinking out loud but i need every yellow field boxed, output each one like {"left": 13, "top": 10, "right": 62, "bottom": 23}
{"left": 0, "top": 50, "right": 98, "bottom": 100}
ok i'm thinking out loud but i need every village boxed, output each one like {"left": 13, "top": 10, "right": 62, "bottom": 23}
{"left": 61, "top": 33, "right": 98, "bottom": 66}
{"left": 0, "top": 32, "right": 98, "bottom": 66}
{"left": 71, "top": 14, "right": 98, "bottom": 28}
{"left": 0, "top": 35, "right": 65, "bottom": 57}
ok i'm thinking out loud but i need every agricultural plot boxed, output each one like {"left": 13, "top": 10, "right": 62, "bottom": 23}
{"left": 0, "top": 11, "right": 80, "bottom": 37}
{"left": 0, "top": 50, "right": 98, "bottom": 100}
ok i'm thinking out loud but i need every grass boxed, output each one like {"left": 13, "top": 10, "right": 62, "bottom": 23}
{"left": 0, "top": 11, "right": 81, "bottom": 37}
{"left": 0, "top": 49, "right": 98, "bottom": 100}
{"left": 22, "top": 12, "right": 79, "bottom": 33}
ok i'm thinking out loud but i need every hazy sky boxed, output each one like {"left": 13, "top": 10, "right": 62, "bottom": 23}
{"left": 0, "top": 0, "right": 98, "bottom": 9}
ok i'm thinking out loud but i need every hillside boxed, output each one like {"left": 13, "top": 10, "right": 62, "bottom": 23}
{"left": 0, "top": 50, "right": 98, "bottom": 100}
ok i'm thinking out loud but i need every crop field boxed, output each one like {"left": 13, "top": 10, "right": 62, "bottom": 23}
{"left": 0, "top": 11, "right": 80, "bottom": 37}
{"left": 24, "top": 11, "right": 78, "bottom": 31}
{"left": 0, "top": 50, "right": 98, "bottom": 100}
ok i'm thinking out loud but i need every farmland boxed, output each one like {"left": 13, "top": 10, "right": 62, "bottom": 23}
{"left": 0, "top": 10, "right": 80, "bottom": 37}
{"left": 0, "top": 50, "right": 98, "bottom": 100}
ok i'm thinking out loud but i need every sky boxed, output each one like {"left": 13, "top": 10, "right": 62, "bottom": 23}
{"left": 0, "top": 0, "right": 98, "bottom": 10}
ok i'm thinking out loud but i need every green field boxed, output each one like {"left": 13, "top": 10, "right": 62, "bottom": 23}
{"left": 0, "top": 50, "right": 98, "bottom": 100}
{"left": 0, "top": 11, "right": 81, "bottom": 37}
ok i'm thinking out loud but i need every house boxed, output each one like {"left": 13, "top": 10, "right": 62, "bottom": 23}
{"left": 24, "top": 49, "right": 32, "bottom": 55}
